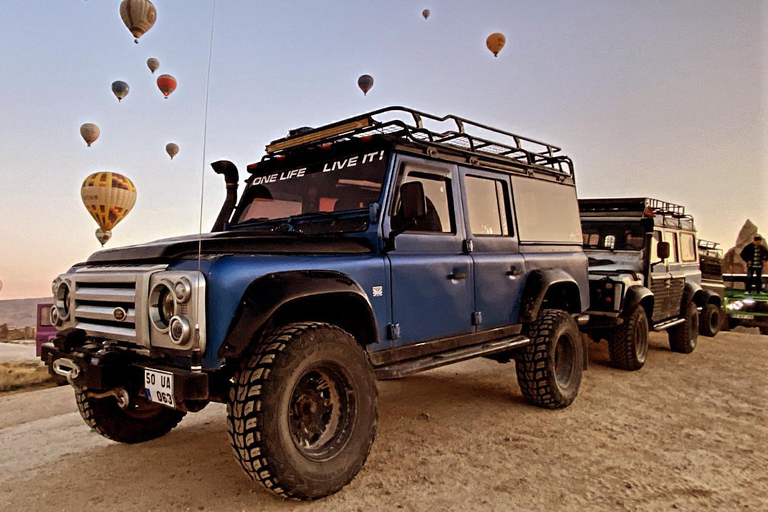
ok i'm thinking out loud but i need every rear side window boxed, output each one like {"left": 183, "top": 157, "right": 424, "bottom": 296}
{"left": 392, "top": 169, "right": 454, "bottom": 234}
{"left": 463, "top": 176, "right": 511, "bottom": 236}
{"left": 510, "top": 177, "right": 581, "bottom": 244}
{"left": 39, "top": 305, "right": 52, "bottom": 327}
{"left": 680, "top": 233, "right": 697, "bottom": 262}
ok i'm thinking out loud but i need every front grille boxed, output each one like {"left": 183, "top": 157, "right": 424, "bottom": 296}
{"left": 71, "top": 265, "right": 165, "bottom": 346}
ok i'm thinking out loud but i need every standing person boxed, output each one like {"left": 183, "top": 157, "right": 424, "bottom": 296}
{"left": 740, "top": 235, "right": 768, "bottom": 293}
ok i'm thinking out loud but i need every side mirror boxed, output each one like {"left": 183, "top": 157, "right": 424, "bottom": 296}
{"left": 400, "top": 181, "right": 426, "bottom": 220}
{"left": 657, "top": 241, "right": 670, "bottom": 260}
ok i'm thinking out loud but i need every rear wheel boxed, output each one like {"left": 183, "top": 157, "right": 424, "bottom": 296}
{"left": 515, "top": 309, "right": 583, "bottom": 409}
{"left": 608, "top": 306, "right": 649, "bottom": 371}
{"left": 699, "top": 303, "right": 722, "bottom": 337}
{"left": 668, "top": 302, "right": 699, "bottom": 353}
{"left": 227, "top": 322, "right": 377, "bottom": 500}
{"left": 75, "top": 386, "right": 185, "bottom": 443}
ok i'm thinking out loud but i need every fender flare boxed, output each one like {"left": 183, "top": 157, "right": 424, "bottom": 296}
{"left": 519, "top": 268, "right": 582, "bottom": 324}
{"left": 622, "top": 285, "right": 654, "bottom": 319}
{"left": 701, "top": 290, "right": 722, "bottom": 308}
{"left": 218, "top": 270, "right": 378, "bottom": 359}
{"left": 680, "top": 282, "right": 703, "bottom": 313}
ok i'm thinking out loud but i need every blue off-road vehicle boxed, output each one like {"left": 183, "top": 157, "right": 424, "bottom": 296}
{"left": 42, "top": 107, "right": 589, "bottom": 500}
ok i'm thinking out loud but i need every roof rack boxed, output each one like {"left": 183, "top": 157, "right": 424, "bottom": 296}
{"left": 261, "top": 106, "right": 572, "bottom": 176}
{"left": 579, "top": 197, "right": 686, "bottom": 216}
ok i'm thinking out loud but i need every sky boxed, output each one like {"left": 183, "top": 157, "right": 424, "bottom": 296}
{"left": 0, "top": 0, "right": 765, "bottom": 299}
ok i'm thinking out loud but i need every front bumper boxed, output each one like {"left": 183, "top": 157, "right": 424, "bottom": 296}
{"left": 41, "top": 329, "right": 209, "bottom": 406}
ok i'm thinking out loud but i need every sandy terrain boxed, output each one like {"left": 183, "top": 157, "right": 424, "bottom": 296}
{"left": 0, "top": 331, "right": 766, "bottom": 511}
{"left": 0, "top": 341, "right": 38, "bottom": 363}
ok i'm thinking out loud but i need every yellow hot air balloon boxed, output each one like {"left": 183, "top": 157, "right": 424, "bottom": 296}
{"left": 81, "top": 172, "right": 137, "bottom": 246}
{"left": 486, "top": 32, "right": 506, "bottom": 57}
{"left": 119, "top": 0, "right": 157, "bottom": 44}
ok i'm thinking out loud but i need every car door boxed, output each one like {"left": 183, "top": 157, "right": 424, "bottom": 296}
{"left": 384, "top": 156, "right": 474, "bottom": 347}
{"left": 459, "top": 167, "right": 525, "bottom": 331}
{"left": 664, "top": 230, "right": 686, "bottom": 316}
{"left": 648, "top": 229, "right": 672, "bottom": 321}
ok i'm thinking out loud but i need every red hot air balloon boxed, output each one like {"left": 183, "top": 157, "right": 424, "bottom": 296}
{"left": 357, "top": 74, "right": 374, "bottom": 96}
{"left": 156, "top": 74, "right": 177, "bottom": 99}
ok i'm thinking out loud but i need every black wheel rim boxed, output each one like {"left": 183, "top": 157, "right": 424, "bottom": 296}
{"left": 634, "top": 318, "right": 648, "bottom": 362}
{"left": 554, "top": 335, "right": 576, "bottom": 388}
{"left": 288, "top": 363, "right": 356, "bottom": 462}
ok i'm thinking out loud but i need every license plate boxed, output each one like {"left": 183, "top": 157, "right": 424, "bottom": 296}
{"left": 731, "top": 314, "right": 752, "bottom": 320}
{"left": 144, "top": 369, "right": 175, "bottom": 409}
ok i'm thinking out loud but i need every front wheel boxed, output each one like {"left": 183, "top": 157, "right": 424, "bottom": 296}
{"left": 608, "top": 305, "right": 649, "bottom": 371}
{"left": 75, "top": 386, "right": 185, "bottom": 444}
{"left": 699, "top": 303, "right": 722, "bottom": 337}
{"left": 227, "top": 322, "right": 378, "bottom": 500}
{"left": 668, "top": 302, "right": 699, "bottom": 353}
{"left": 515, "top": 309, "right": 583, "bottom": 409}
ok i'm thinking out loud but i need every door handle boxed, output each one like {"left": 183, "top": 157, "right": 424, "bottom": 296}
{"left": 506, "top": 266, "right": 524, "bottom": 277}
{"left": 448, "top": 272, "right": 468, "bottom": 280}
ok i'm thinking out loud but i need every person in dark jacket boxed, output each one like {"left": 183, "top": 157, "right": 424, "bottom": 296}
{"left": 740, "top": 235, "right": 768, "bottom": 293}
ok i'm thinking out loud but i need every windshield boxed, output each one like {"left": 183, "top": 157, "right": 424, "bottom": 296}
{"left": 582, "top": 221, "right": 647, "bottom": 251}
{"left": 236, "top": 150, "right": 388, "bottom": 230}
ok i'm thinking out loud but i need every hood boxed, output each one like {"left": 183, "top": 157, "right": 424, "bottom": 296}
{"left": 86, "top": 231, "right": 372, "bottom": 264}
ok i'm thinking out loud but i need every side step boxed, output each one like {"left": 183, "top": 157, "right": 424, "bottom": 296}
{"left": 653, "top": 317, "right": 685, "bottom": 332}
{"left": 375, "top": 335, "right": 530, "bottom": 380}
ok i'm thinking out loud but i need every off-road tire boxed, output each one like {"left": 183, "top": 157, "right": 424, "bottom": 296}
{"left": 699, "top": 303, "right": 721, "bottom": 337}
{"left": 515, "top": 309, "right": 583, "bottom": 409}
{"left": 668, "top": 302, "right": 699, "bottom": 353}
{"left": 74, "top": 386, "right": 185, "bottom": 444}
{"left": 227, "top": 322, "right": 378, "bottom": 501}
{"left": 608, "top": 306, "right": 649, "bottom": 371}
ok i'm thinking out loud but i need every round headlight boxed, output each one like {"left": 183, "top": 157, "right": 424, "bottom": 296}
{"left": 150, "top": 283, "right": 175, "bottom": 330}
{"left": 174, "top": 278, "right": 192, "bottom": 303}
{"left": 54, "top": 282, "right": 71, "bottom": 321}
{"left": 169, "top": 316, "right": 191, "bottom": 345}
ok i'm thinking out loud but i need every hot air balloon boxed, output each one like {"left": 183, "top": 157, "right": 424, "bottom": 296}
{"left": 111, "top": 80, "right": 130, "bottom": 102}
{"left": 166, "top": 143, "right": 179, "bottom": 160}
{"left": 80, "top": 123, "right": 100, "bottom": 147}
{"left": 81, "top": 172, "right": 137, "bottom": 246}
{"left": 157, "top": 74, "right": 177, "bottom": 99}
{"left": 119, "top": 0, "right": 157, "bottom": 44}
{"left": 422, "top": 9, "right": 430, "bottom": 20}
{"left": 486, "top": 32, "right": 506, "bottom": 57}
{"left": 357, "top": 74, "right": 374, "bottom": 96}
{"left": 147, "top": 57, "right": 159, "bottom": 74}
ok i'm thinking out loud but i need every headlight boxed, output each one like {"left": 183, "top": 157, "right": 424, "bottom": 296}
{"left": 150, "top": 282, "right": 176, "bottom": 330}
{"left": 53, "top": 281, "right": 71, "bottom": 321}
{"left": 169, "top": 316, "right": 191, "bottom": 344}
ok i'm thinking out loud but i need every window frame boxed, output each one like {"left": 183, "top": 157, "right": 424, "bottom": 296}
{"left": 462, "top": 174, "right": 514, "bottom": 238}
{"left": 390, "top": 165, "right": 456, "bottom": 235}
{"left": 679, "top": 232, "right": 697, "bottom": 263}
{"left": 663, "top": 230, "right": 679, "bottom": 263}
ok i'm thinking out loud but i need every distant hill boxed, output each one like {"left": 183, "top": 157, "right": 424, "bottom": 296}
{"left": 0, "top": 298, "right": 49, "bottom": 328}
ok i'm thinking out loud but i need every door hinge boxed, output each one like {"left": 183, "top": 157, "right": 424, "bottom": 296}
{"left": 387, "top": 323, "right": 401, "bottom": 340}
{"left": 463, "top": 239, "right": 474, "bottom": 253}
{"left": 472, "top": 311, "right": 482, "bottom": 326}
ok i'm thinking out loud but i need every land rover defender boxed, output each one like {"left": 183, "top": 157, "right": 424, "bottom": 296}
{"left": 42, "top": 107, "right": 589, "bottom": 499}
{"left": 579, "top": 198, "right": 720, "bottom": 371}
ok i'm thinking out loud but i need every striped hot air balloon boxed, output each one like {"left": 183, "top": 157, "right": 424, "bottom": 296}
{"left": 81, "top": 172, "right": 137, "bottom": 246}
{"left": 156, "top": 74, "right": 177, "bottom": 99}
{"left": 119, "top": 0, "right": 157, "bottom": 44}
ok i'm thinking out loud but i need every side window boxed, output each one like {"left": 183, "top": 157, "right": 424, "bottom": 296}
{"left": 392, "top": 168, "right": 454, "bottom": 234}
{"left": 463, "top": 175, "right": 511, "bottom": 236}
{"left": 663, "top": 231, "right": 679, "bottom": 263}
{"left": 680, "top": 233, "right": 697, "bottom": 262}
{"left": 604, "top": 235, "right": 616, "bottom": 249}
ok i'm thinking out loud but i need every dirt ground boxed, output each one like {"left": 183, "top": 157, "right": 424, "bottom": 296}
{"left": 0, "top": 331, "right": 766, "bottom": 511}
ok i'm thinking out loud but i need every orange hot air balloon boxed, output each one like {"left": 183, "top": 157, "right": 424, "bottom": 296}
{"left": 486, "top": 32, "right": 506, "bottom": 57}
{"left": 81, "top": 172, "right": 137, "bottom": 246}
{"left": 156, "top": 74, "right": 177, "bottom": 99}
{"left": 357, "top": 74, "right": 374, "bottom": 96}
{"left": 119, "top": 0, "right": 157, "bottom": 44}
